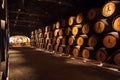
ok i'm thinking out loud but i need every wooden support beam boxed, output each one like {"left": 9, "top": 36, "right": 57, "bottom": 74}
{"left": 10, "top": 11, "right": 49, "bottom": 17}
{"left": 10, "top": 19, "right": 41, "bottom": 24}
{"left": 37, "top": 0, "right": 75, "bottom": 7}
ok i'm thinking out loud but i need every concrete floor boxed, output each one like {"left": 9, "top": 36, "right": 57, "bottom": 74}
{"left": 8, "top": 47, "right": 120, "bottom": 80}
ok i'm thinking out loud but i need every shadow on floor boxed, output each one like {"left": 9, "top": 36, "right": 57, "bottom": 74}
{"left": 8, "top": 47, "right": 120, "bottom": 80}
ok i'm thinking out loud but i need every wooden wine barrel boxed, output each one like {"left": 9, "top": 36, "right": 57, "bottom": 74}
{"left": 112, "top": 15, "right": 120, "bottom": 32}
{"left": 59, "top": 28, "right": 64, "bottom": 36}
{"left": 52, "top": 24, "right": 56, "bottom": 30}
{"left": 68, "top": 36, "right": 75, "bottom": 45}
{"left": 48, "top": 38, "right": 52, "bottom": 44}
{"left": 47, "top": 44, "right": 50, "bottom": 50}
{"left": 88, "top": 35, "right": 97, "bottom": 47}
{"left": 95, "top": 48, "right": 107, "bottom": 62}
{"left": 56, "top": 36, "right": 63, "bottom": 44}
{"left": 102, "top": 1, "right": 120, "bottom": 18}
{"left": 35, "top": 30, "right": 38, "bottom": 34}
{"left": 113, "top": 50, "right": 120, "bottom": 65}
{"left": 35, "top": 34, "right": 38, "bottom": 39}
{"left": 38, "top": 29, "right": 42, "bottom": 33}
{"left": 45, "top": 38, "right": 49, "bottom": 44}
{"left": 44, "top": 32, "right": 47, "bottom": 38}
{"left": 39, "top": 38, "right": 44, "bottom": 43}
{"left": 56, "top": 21, "right": 60, "bottom": 29}
{"left": 47, "top": 44, "right": 53, "bottom": 51}
{"left": 76, "top": 35, "right": 88, "bottom": 46}
{"left": 54, "top": 44, "right": 59, "bottom": 53}
{"left": 40, "top": 43, "right": 44, "bottom": 49}
{"left": 59, "top": 45, "right": 66, "bottom": 53}
{"left": 47, "top": 32, "right": 53, "bottom": 38}
{"left": 81, "top": 47, "right": 94, "bottom": 59}
{"left": 103, "top": 32, "right": 119, "bottom": 48}
{"left": 52, "top": 37, "right": 56, "bottom": 45}
{"left": 65, "top": 27, "right": 71, "bottom": 36}
{"left": 76, "top": 13, "right": 83, "bottom": 24}
{"left": 54, "top": 29, "right": 59, "bottom": 37}
{"left": 82, "top": 23, "right": 90, "bottom": 34}
{"left": 94, "top": 19, "right": 112, "bottom": 33}
{"left": 62, "top": 37, "right": 66, "bottom": 45}
{"left": 45, "top": 26, "right": 51, "bottom": 32}
{"left": 87, "top": 8, "right": 97, "bottom": 20}
{"left": 38, "top": 33, "right": 43, "bottom": 38}
{"left": 72, "top": 46, "right": 80, "bottom": 57}
{"left": 31, "top": 35, "right": 34, "bottom": 39}
{"left": 44, "top": 43, "right": 48, "bottom": 49}
{"left": 65, "top": 45, "right": 72, "bottom": 54}
{"left": 31, "top": 31, "right": 34, "bottom": 35}
{"left": 72, "top": 24, "right": 82, "bottom": 36}
{"left": 68, "top": 16, "right": 75, "bottom": 26}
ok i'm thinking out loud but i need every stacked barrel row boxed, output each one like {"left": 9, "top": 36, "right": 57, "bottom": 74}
{"left": 38, "top": 28, "right": 44, "bottom": 49}
{"left": 30, "top": 0, "right": 120, "bottom": 65}
{"left": 53, "top": 20, "right": 67, "bottom": 54}
{"left": 30, "top": 31, "right": 35, "bottom": 46}
{"left": 43, "top": 26, "right": 53, "bottom": 51}
{"left": 30, "top": 29, "right": 43, "bottom": 47}
{"left": 94, "top": 1, "right": 120, "bottom": 65}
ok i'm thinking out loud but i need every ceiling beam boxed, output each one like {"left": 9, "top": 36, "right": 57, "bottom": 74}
{"left": 37, "top": 0, "right": 75, "bottom": 7}
{"left": 10, "top": 11, "right": 49, "bottom": 17}
{"left": 10, "top": 19, "right": 41, "bottom": 24}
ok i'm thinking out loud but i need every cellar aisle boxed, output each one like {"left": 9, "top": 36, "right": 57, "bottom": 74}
{"left": 8, "top": 47, "right": 120, "bottom": 80}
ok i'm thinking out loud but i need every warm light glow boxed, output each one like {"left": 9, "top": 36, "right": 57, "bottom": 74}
{"left": 2, "top": 0, "right": 5, "bottom": 9}
{"left": 9, "top": 35, "right": 30, "bottom": 47}
{"left": 1, "top": 20, "right": 5, "bottom": 30}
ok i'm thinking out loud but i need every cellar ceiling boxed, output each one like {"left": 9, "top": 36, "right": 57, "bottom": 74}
{"left": 7, "top": 0, "right": 108, "bottom": 36}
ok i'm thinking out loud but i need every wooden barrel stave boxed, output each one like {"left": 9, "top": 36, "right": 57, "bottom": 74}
{"left": 103, "top": 32, "right": 119, "bottom": 48}
{"left": 80, "top": 47, "right": 95, "bottom": 60}
{"left": 56, "top": 36, "right": 63, "bottom": 45}
{"left": 72, "top": 46, "right": 81, "bottom": 57}
{"left": 54, "top": 29, "right": 59, "bottom": 37}
{"left": 59, "top": 45, "right": 66, "bottom": 54}
{"left": 102, "top": 1, "right": 120, "bottom": 19}
{"left": 95, "top": 47, "right": 107, "bottom": 62}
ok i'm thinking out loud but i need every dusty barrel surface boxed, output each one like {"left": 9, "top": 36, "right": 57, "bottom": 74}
{"left": 88, "top": 35, "right": 97, "bottom": 47}
{"left": 61, "top": 36, "right": 69, "bottom": 45}
{"left": 59, "top": 28, "right": 65, "bottom": 36}
{"left": 54, "top": 29, "right": 59, "bottom": 37}
{"left": 72, "top": 24, "right": 82, "bottom": 36}
{"left": 102, "top": 1, "right": 120, "bottom": 18}
{"left": 68, "top": 13, "right": 83, "bottom": 26}
{"left": 87, "top": 8, "right": 98, "bottom": 20}
{"left": 54, "top": 44, "right": 60, "bottom": 53}
{"left": 45, "top": 26, "right": 51, "bottom": 32}
{"left": 56, "top": 21, "right": 60, "bottom": 29}
{"left": 46, "top": 44, "right": 53, "bottom": 51}
{"left": 80, "top": 47, "right": 94, "bottom": 59}
{"left": 103, "top": 32, "right": 119, "bottom": 48}
{"left": 72, "top": 46, "right": 81, "bottom": 57}
{"left": 112, "top": 15, "right": 120, "bottom": 32}
{"left": 76, "top": 35, "right": 88, "bottom": 46}
{"left": 94, "top": 19, "right": 113, "bottom": 34}
{"left": 65, "top": 45, "right": 73, "bottom": 55}
{"left": 95, "top": 48, "right": 107, "bottom": 62}
{"left": 59, "top": 45, "right": 66, "bottom": 54}
{"left": 65, "top": 27, "right": 71, "bottom": 36}
{"left": 68, "top": 16, "right": 76, "bottom": 26}
{"left": 113, "top": 50, "right": 120, "bottom": 65}
{"left": 76, "top": 13, "right": 83, "bottom": 24}
{"left": 68, "top": 36, "right": 76, "bottom": 45}
{"left": 56, "top": 36, "right": 63, "bottom": 44}
{"left": 52, "top": 37, "right": 56, "bottom": 45}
